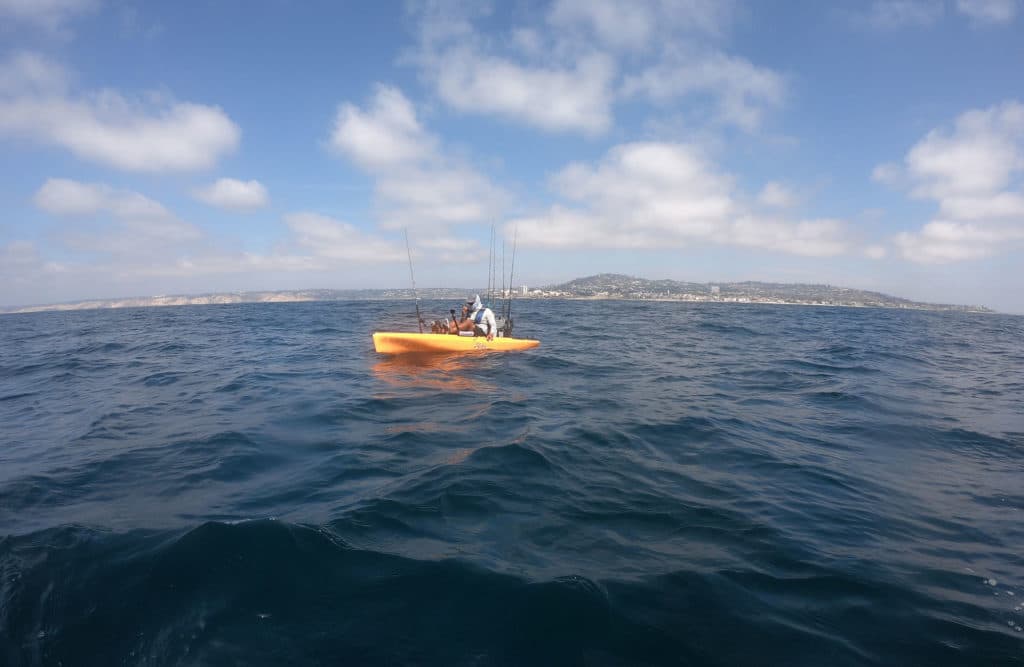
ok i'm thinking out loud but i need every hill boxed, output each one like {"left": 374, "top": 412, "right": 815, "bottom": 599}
{"left": 538, "top": 274, "right": 991, "bottom": 312}
{"left": 0, "top": 274, "right": 993, "bottom": 314}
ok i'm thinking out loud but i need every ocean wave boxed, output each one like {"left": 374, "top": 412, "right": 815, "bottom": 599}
{"left": 3, "top": 520, "right": 1020, "bottom": 666}
{"left": 1, "top": 301, "right": 1022, "bottom": 665}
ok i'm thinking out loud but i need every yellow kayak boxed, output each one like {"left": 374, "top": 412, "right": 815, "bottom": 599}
{"left": 372, "top": 332, "right": 540, "bottom": 355}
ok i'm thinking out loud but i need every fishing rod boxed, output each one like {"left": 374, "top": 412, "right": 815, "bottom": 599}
{"left": 486, "top": 224, "right": 494, "bottom": 307}
{"left": 404, "top": 229, "right": 424, "bottom": 334}
{"left": 490, "top": 225, "right": 497, "bottom": 308}
{"left": 504, "top": 225, "right": 518, "bottom": 335}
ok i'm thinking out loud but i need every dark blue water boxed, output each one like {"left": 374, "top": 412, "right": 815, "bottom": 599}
{"left": 1, "top": 300, "right": 1022, "bottom": 665}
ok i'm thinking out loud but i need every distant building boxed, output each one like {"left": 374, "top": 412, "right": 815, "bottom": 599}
{"left": 710, "top": 285, "right": 720, "bottom": 296}
{"left": 521, "top": 285, "right": 528, "bottom": 295}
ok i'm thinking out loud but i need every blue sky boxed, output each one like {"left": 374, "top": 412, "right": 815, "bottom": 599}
{"left": 1, "top": 0, "right": 1022, "bottom": 311}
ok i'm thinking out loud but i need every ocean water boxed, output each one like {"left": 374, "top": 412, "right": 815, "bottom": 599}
{"left": 1, "top": 299, "right": 1022, "bottom": 666}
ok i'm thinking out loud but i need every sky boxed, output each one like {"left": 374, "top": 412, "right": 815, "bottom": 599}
{"left": 1, "top": 0, "right": 1022, "bottom": 312}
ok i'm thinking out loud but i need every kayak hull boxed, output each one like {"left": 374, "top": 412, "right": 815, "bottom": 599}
{"left": 373, "top": 332, "right": 540, "bottom": 355}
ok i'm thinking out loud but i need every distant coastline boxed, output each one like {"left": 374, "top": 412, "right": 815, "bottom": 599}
{"left": 0, "top": 274, "right": 995, "bottom": 314}
{"left": 535, "top": 274, "right": 995, "bottom": 313}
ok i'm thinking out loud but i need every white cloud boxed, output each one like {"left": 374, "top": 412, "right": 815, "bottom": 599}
{"left": 34, "top": 178, "right": 202, "bottom": 242}
{"left": 871, "top": 162, "right": 905, "bottom": 187}
{"left": 420, "top": 236, "right": 479, "bottom": 252}
{"left": 904, "top": 103, "right": 1024, "bottom": 197}
{"left": 12, "top": 173, "right": 480, "bottom": 302}
{"left": 0, "top": 240, "right": 70, "bottom": 305}
{"left": 375, "top": 166, "right": 506, "bottom": 229}
{"left": 0, "top": 240, "right": 41, "bottom": 271}
{"left": 124, "top": 212, "right": 413, "bottom": 276}
{"left": 8, "top": 202, "right": 410, "bottom": 301}
{"left": 193, "top": 178, "right": 269, "bottom": 211}
{"left": 551, "top": 142, "right": 737, "bottom": 232}
{"left": 129, "top": 252, "right": 324, "bottom": 279}
{"left": 509, "top": 142, "right": 846, "bottom": 256}
{"left": 907, "top": 102, "right": 1024, "bottom": 196}
{"left": 406, "top": 1, "right": 617, "bottom": 135}
{"left": 938, "top": 192, "right": 1024, "bottom": 221}
{"left": 757, "top": 181, "right": 798, "bottom": 208}
{"left": 856, "top": 0, "right": 1018, "bottom": 28}
{"left": 877, "top": 101, "right": 1024, "bottom": 262}
{"left": 0, "top": 52, "right": 68, "bottom": 96}
{"left": 547, "top": 0, "right": 736, "bottom": 51}
{"left": 0, "top": 240, "right": 66, "bottom": 288}
{"left": 430, "top": 48, "right": 615, "bottom": 135}
{"left": 330, "top": 86, "right": 507, "bottom": 229}
{"left": 407, "top": 1, "right": 779, "bottom": 134}
{"left": 955, "top": 0, "right": 1019, "bottom": 23}
{"left": 0, "top": 0, "right": 97, "bottom": 33}
{"left": 330, "top": 84, "right": 436, "bottom": 169}
{"left": 731, "top": 217, "right": 847, "bottom": 257}
{"left": 859, "top": 1, "right": 944, "bottom": 29}
{"left": 283, "top": 212, "right": 408, "bottom": 262}
{"left": 0, "top": 52, "right": 240, "bottom": 172}
{"left": 622, "top": 51, "right": 785, "bottom": 131}
{"left": 548, "top": 0, "right": 658, "bottom": 50}
{"left": 865, "top": 245, "right": 888, "bottom": 259}
{"left": 418, "top": 235, "right": 483, "bottom": 259}
{"left": 32, "top": 176, "right": 106, "bottom": 215}
{"left": 895, "top": 220, "right": 1024, "bottom": 262}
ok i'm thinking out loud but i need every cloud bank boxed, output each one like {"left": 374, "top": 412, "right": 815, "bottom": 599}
{"left": 406, "top": 0, "right": 782, "bottom": 134}
{"left": 284, "top": 212, "right": 408, "bottom": 263}
{"left": 0, "top": 52, "right": 240, "bottom": 171}
{"left": 35, "top": 178, "right": 202, "bottom": 242}
{"left": 330, "top": 84, "right": 506, "bottom": 237}
{"left": 875, "top": 100, "right": 1024, "bottom": 262}
{"left": 509, "top": 142, "right": 847, "bottom": 257}
{"left": 28, "top": 177, "right": 408, "bottom": 285}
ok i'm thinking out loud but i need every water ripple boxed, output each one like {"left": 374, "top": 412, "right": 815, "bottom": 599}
{"left": 1, "top": 301, "right": 1022, "bottom": 665}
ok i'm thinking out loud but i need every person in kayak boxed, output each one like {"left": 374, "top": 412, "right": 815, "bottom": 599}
{"left": 448, "top": 294, "right": 496, "bottom": 340}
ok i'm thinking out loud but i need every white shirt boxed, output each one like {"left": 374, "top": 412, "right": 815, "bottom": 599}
{"left": 470, "top": 306, "right": 497, "bottom": 336}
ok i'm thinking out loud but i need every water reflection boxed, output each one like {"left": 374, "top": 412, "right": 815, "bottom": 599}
{"left": 370, "top": 353, "right": 495, "bottom": 394}
{"left": 371, "top": 354, "right": 495, "bottom": 454}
